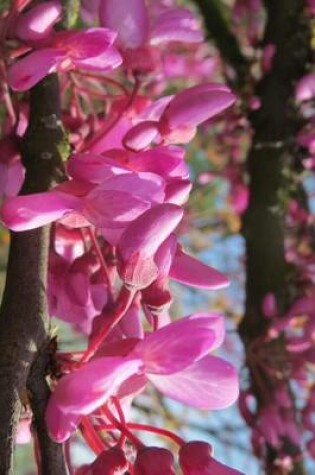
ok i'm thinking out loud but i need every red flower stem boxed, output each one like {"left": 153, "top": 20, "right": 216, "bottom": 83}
{"left": 0, "top": 61, "right": 16, "bottom": 126}
{"left": 95, "top": 421, "right": 185, "bottom": 447}
{"left": 80, "top": 417, "right": 105, "bottom": 455}
{"left": 79, "top": 75, "right": 141, "bottom": 152}
{"left": 80, "top": 286, "right": 137, "bottom": 363}
{"left": 112, "top": 397, "right": 127, "bottom": 447}
{"left": 112, "top": 397, "right": 126, "bottom": 425}
{"left": 101, "top": 406, "right": 144, "bottom": 449}
{"left": 16, "top": 0, "right": 32, "bottom": 12}
{"left": 73, "top": 70, "right": 129, "bottom": 95}
{"left": 127, "top": 423, "right": 185, "bottom": 446}
{"left": 88, "top": 227, "right": 114, "bottom": 301}
{"left": 72, "top": 78, "right": 114, "bottom": 100}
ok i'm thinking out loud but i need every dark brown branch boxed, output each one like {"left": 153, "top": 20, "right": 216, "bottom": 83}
{"left": 0, "top": 74, "right": 68, "bottom": 474}
{"left": 194, "top": 0, "right": 249, "bottom": 88}
{"left": 238, "top": 1, "right": 311, "bottom": 473}
{"left": 27, "top": 340, "right": 67, "bottom": 475}
{"left": 195, "top": 0, "right": 311, "bottom": 473}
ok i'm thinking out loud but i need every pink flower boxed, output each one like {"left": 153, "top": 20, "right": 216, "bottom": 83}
{"left": 0, "top": 138, "right": 25, "bottom": 199}
{"left": 48, "top": 250, "right": 107, "bottom": 333}
{"left": 1, "top": 168, "right": 164, "bottom": 233}
{"left": 8, "top": 28, "right": 122, "bottom": 91}
{"left": 12, "top": 1, "right": 62, "bottom": 43}
{"left": 261, "top": 44, "right": 276, "bottom": 73}
{"left": 68, "top": 146, "right": 190, "bottom": 206}
{"left": 134, "top": 447, "right": 175, "bottom": 475}
{"left": 99, "top": 0, "right": 203, "bottom": 72}
{"left": 179, "top": 441, "right": 244, "bottom": 475}
{"left": 46, "top": 357, "right": 142, "bottom": 442}
{"left": 116, "top": 202, "right": 229, "bottom": 297}
{"left": 118, "top": 314, "right": 239, "bottom": 410}
{"left": 100, "top": 0, "right": 150, "bottom": 50}
{"left": 232, "top": 0, "right": 262, "bottom": 45}
{"left": 295, "top": 72, "right": 315, "bottom": 102}
{"left": 46, "top": 315, "right": 239, "bottom": 441}
{"left": 117, "top": 203, "right": 183, "bottom": 288}
{"left": 123, "top": 83, "right": 236, "bottom": 150}
{"left": 169, "top": 245, "right": 230, "bottom": 290}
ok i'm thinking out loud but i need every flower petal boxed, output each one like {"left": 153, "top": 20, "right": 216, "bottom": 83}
{"left": 134, "top": 316, "right": 224, "bottom": 375}
{"left": 46, "top": 357, "right": 142, "bottom": 441}
{"left": 150, "top": 8, "right": 203, "bottom": 45}
{"left": 67, "top": 153, "right": 130, "bottom": 184}
{"left": 123, "top": 121, "right": 160, "bottom": 152}
{"left": 148, "top": 355, "right": 239, "bottom": 409}
{"left": 1, "top": 191, "right": 80, "bottom": 231}
{"left": 14, "top": 1, "right": 61, "bottom": 42}
{"left": 52, "top": 357, "right": 141, "bottom": 412}
{"left": 100, "top": 0, "right": 149, "bottom": 49}
{"left": 170, "top": 247, "right": 230, "bottom": 289}
{"left": 83, "top": 189, "right": 150, "bottom": 228}
{"left": 7, "top": 49, "right": 61, "bottom": 91}
{"left": 53, "top": 28, "right": 117, "bottom": 60}
{"left": 118, "top": 203, "right": 183, "bottom": 262}
{"left": 160, "top": 83, "right": 236, "bottom": 130}
{"left": 75, "top": 46, "right": 122, "bottom": 71}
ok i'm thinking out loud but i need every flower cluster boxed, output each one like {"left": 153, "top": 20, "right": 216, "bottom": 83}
{"left": 0, "top": 0, "right": 242, "bottom": 473}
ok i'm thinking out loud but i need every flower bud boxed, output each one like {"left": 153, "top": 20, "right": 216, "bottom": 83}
{"left": 134, "top": 447, "right": 175, "bottom": 475}
{"left": 91, "top": 447, "right": 128, "bottom": 475}
{"left": 179, "top": 441, "right": 244, "bottom": 474}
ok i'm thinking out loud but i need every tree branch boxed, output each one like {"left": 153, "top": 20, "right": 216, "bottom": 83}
{"left": 27, "top": 339, "right": 67, "bottom": 475}
{"left": 194, "top": 0, "right": 249, "bottom": 87}
{"left": 0, "top": 74, "right": 68, "bottom": 474}
{"left": 238, "top": 1, "right": 311, "bottom": 473}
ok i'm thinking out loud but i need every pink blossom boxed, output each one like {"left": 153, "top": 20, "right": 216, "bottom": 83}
{"left": 46, "top": 357, "right": 142, "bottom": 442}
{"left": 48, "top": 251, "right": 107, "bottom": 332}
{"left": 46, "top": 315, "right": 238, "bottom": 441}
{"left": 12, "top": 1, "right": 62, "bottom": 43}
{"left": 169, "top": 245, "right": 230, "bottom": 290}
{"left": 81, "top": 0, "right": 101, "bottom": 24}
{"left": 123, "top": 83, "right": 236, "bottom": 150}
{"left": 0, "top": 138, "right": 24, "bottom": 199}
{"left": 8, "top": 28, "right": 122, "bottom": 91}
{"left": 232, "top": 0, "right": 262, "bottom": 45}
{"left": 261, "top": 44, "right": 276, "bottom": 73}
{"left": 295, "top": 72, "right": 315, "bottom": 102}
{"left": 119, "top": 314, "right": 239, "bottom": 410}
{"left": 140, "top": 234, "right": 177, "bottom": 312}
{"left": 99, "top": 0, "right": 203, "bottom": 72}
{"left": 179, "top": 441, "right": 244, "bottom": 475}
{"left": 261, "top": 292, "right": 278, "bottom": 318}
{"left": 100, "top": 0, "right": 150, "bottom": 50}
{"left": 117, "top": 203, "right": 183, "bottom": 288}
{"left": 1, "top": 168, "right": 164, "bottom": 233}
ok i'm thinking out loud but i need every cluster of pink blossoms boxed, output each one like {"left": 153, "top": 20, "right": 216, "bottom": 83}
{"left": 0, "top": 0, "right": 244, "bottom": 473}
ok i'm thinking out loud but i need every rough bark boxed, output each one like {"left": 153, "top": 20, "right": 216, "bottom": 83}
{"left": 0, "top": 74, "right": 68, "bottom": 474}
{"left": 194, "top": 0, "right": 249, "bottom": 88}
{"left": 239, "top": 3, "right": 311, "bottom": 473}
{"left": 195, "top": 0, "right": 311, "bottom": 473}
